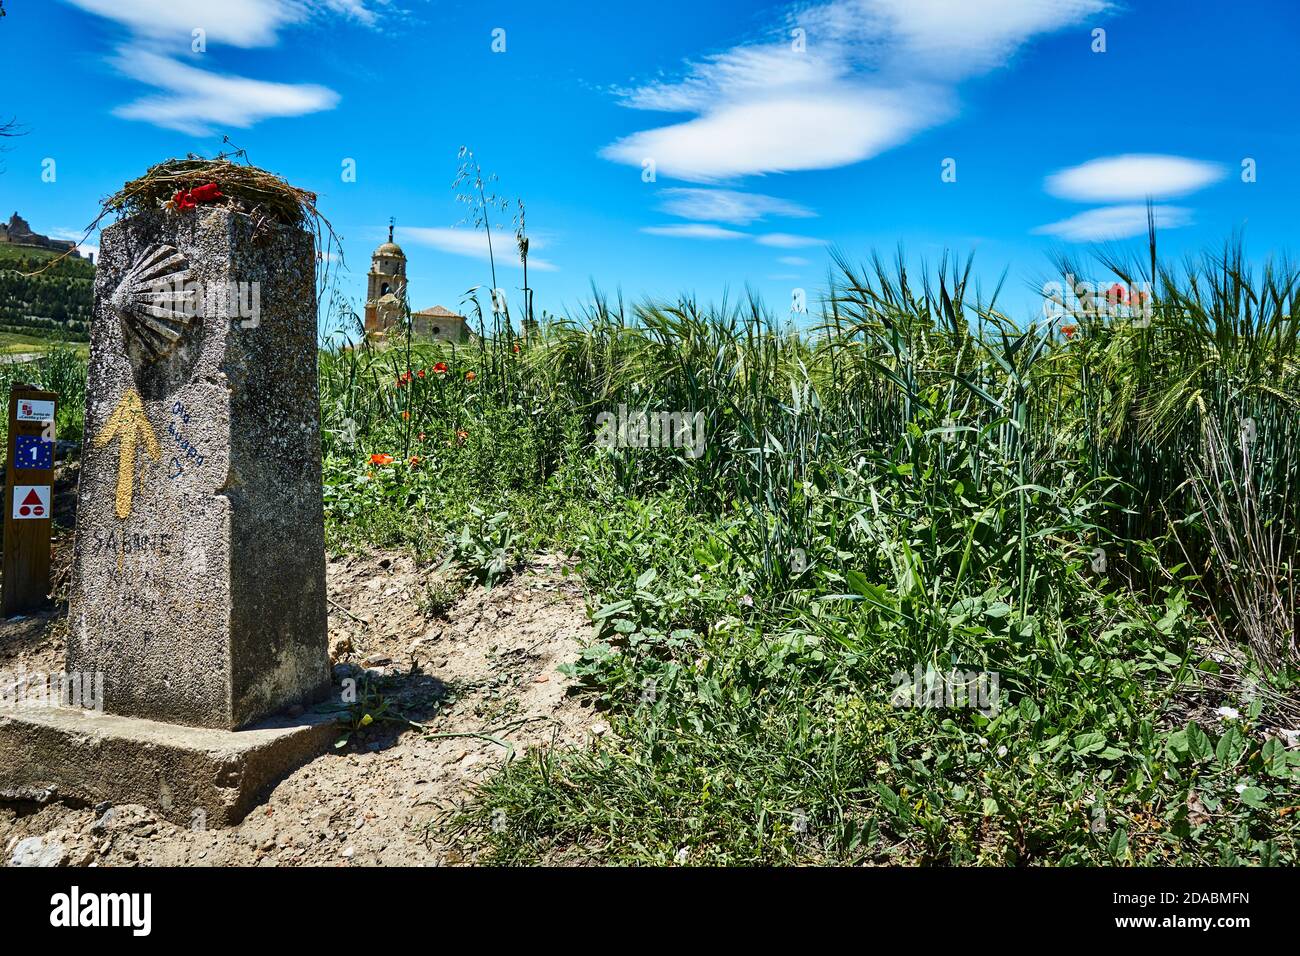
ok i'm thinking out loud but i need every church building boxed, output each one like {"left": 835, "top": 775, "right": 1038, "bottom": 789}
{"left": 363, "top": 225, "right": 470, "bottom": 344}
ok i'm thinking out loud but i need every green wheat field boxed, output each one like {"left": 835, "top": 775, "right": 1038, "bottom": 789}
{"left": 13, "top": 234, "right": 1300, "bottom": 866}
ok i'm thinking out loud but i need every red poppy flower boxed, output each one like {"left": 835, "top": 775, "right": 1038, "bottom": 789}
{"left": 417, "top": 369, "right": 426, "bottom": 378}
{"left": 1062, "top": 324, "right": 1077, "bottom": 339}
{"left": 190, "top": 183, "right": 224, "bottom": 203}
{"left": 370, "top": 453, "right": 395, "bottom": 466}
{"left": 170, "top": 182, "right": 223, "bottom": 211}
{"left": 512, "top": 343, "right": 521, "bottom": 353}
{"left": 432, "top": 362, "right": 448, "bottom": 375}
{"left": 456, "top": 429, "right": 469, "bottom": 443}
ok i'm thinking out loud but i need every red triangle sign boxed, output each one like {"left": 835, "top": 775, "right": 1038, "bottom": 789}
{"left": 21, "top": 488, "right": 42, "bottom": 506}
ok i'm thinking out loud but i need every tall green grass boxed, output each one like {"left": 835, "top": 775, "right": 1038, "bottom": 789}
{"left": 24, "top": 234, "right": 1297, "bottom": 864}
{"left": 307, "top": 238, "right": 1297, "bottom": 865}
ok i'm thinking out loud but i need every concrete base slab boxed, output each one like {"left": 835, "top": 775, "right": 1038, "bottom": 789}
{"left": 0, "top": 705, "right": 344, "bottom": 827}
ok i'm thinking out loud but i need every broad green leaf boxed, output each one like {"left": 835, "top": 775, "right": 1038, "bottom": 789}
{"left": 1074, "top": 731, "right": 1106, "bottom": 755}
{"left": 1261, "top": 738, "right": 1289, "bottom": 777}
{"left": 1166, "top": 728, "right": 1189, "bottom": 757}
{"left": 1187, "top": 722, "right": 1214, "bottom": 762}
{"left": 876, "top": 783, "right": 901, "bottom": 814}
{"left": 1215, "top": 725, "right": 1246, "bottom": 769}
{"left": 1238, "top": 786, "right": 1269, "bottom": 810}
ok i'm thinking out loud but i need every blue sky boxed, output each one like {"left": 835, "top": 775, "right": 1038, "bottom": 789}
{"left": 2, "top": 0, "right": 1297, "bottom": 333}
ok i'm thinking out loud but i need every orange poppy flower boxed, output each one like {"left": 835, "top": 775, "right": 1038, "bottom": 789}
{"left": 370, "top": 453, "right": 395, "bottom": 466}
{"left": 1062, "top": 324, "right": 1077, "bottom": 339}
{"left": 408, "top": 455, "right": 421, "bottom": 467}
{"left": 465, "top": 371, "right": 476, "bottom": 382}
{"left": 401, "top": 411, "right": 410, "bottom": 420}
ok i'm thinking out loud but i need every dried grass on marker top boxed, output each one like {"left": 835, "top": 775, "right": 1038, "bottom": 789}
{"left": 103, "top": 158, "right": 320, "bottom": 230}
{"left": 33, "top": 153, "right": 345, "bottom": 286}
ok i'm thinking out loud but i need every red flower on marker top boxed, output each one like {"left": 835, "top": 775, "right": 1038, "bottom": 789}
{"left": 190, "top": 183, "right": 224, "bottom": 203}
{"left": 171, "top": 182, "right": 224, "bottom": 211}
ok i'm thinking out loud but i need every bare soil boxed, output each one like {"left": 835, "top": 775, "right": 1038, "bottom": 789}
{"left": 1, "top": 547, "right": 597, "bottom": 866}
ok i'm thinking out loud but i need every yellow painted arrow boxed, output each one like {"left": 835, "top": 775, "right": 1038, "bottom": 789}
{"left": 94, "top": 387, "right": 160, "bottom": 519}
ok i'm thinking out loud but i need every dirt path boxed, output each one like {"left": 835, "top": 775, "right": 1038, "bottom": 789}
{"left": 1, "top": 550, "right": 597, "bottom": 866}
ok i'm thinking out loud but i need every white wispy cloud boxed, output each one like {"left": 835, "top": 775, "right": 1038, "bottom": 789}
{"left": 822, "top": 0, "right": 1110, "bottom": 77}
{"left": 61, "top": 0, "right": 377, "bottom": 132}
{"left": 399, "top": 227, "right": 559, "bottom": 272}
{"left": 659, "top": 188, "right": 816, "bottom": 225}
{"left": 606, "top": 82, "right": 947, "bottom": 183}
{"left": 778, "top": 255, "right": 811, "bottom": 266}
{"left": 1032, "top": 204, "right": 1193, "bottom": 242}
{"left": 602, "top": 0, "right": 1108, "bottom": 182}
{"left": 641, "top": 223, "right": 749, "bottom": 240}
{"left": 62, "top": 0, "right": 377, "bottom": 47}
{"left": 1045, "top": 154, "right": 1226, "bottom": 202}
{"left": 757, "top": 233, "right": 827, "bottom": 248}
{"left": 112, "top": 50, "right": 339, "bottom": 134}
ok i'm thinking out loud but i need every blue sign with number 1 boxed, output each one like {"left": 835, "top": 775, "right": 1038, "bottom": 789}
{"left": 15, "top": 434, "right": 53, "bottom": 470}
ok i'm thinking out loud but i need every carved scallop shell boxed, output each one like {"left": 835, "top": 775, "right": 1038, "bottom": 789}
{"left": 110, "top": 244, "right": 198, "bottom": 362}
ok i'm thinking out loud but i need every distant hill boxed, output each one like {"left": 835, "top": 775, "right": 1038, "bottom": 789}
{"left": 0, "top": 242, "right": 93, "bottom": 342}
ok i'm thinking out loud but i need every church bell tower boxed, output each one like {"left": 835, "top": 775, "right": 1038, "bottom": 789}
{"left": 363, "top": 219, "right": 407, "bottom": 336}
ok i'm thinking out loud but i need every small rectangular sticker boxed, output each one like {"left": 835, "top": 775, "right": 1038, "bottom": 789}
{"left": 12, "top": 484, "right": 51, "bottom": 520}
{"left": 15, "top": 434, "right": 54, "bottom": 470}
{"left": 16, "top": 399, "right": 55, "bottom": 423}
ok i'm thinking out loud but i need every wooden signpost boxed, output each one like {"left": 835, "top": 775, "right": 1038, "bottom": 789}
{"left": 3, "top": 384, "right": 57, "bottom": 616}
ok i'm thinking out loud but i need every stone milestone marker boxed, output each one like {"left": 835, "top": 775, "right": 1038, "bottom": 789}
{"left": 69, "top": 203, "right": 330, "bottom": 730}
{"left": 0, "top": 183, "right": 339, "bottom": 826}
